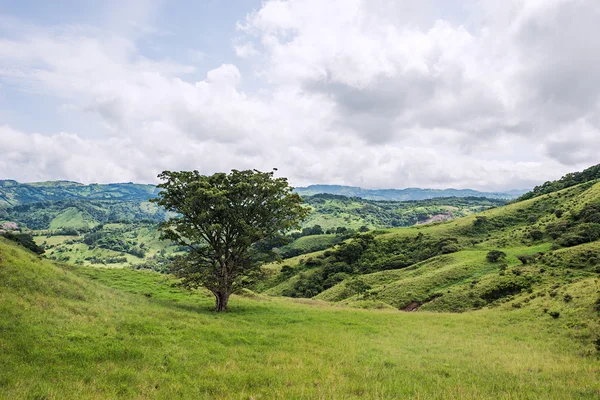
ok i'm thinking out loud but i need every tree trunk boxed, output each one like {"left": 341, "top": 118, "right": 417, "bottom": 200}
{"left": 214, "top": 290, "right": 230, "bottom": 312}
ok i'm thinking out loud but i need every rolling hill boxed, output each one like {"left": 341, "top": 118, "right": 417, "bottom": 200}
{"left": 0, "top": 184, "right": 504, "bottom": 269}
{"left": 1, "top": 165, "right": 600, "bottom": 398}
{"left": 258, "top": 171, "right": 600, "bottom": 339}
{"left": 0, "top": 180, "right": 159, "bottom": 207}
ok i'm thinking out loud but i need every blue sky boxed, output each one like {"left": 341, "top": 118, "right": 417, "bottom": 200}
{"left": 0, "top": 0, "right": 599, "bottom": 190}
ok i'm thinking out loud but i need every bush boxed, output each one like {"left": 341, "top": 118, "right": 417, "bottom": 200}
{"left": 554, "top": 209, "right": 564, "bottom": 218}
{"left": 486, "top": 250, "right": 506, "bottom": 263}
{"left": 529, "top": 230, "right": 543, "bottom": 241}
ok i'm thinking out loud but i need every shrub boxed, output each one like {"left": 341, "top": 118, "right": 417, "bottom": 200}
{"left": 304, "top": 258, "right": 322, "bottom": 267}
{"left": 529, "top": 230, "right": 543, "bottom": 241}
{"left": 554, "top": 209, "right": 564, "bottom": 218}
{"left": 549, "top": 311, "right": 560, "bottom": 319}
{"left": 563, "top": 294, "right": 573, "bottom": 303}
{"left": 486, "top": 250, "right": 506, "bottom": 263}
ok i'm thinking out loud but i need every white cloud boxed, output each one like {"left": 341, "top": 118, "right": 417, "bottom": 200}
{"left": 1, "top": 0, "right": 599, "bottom": 191}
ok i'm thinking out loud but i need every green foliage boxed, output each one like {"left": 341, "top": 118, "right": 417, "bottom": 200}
{"left": 1, "top": 238, "right": 599, "bottom": 398}
{"left": 346, "top": 278, "right": 371, "bottom": 295}
{"left": 153, "top": 169, "right": 309, "bottom": 311}
{"left": 296, "top": 185, "right": 518, "bottom": 201}
{"left": 529, "top": 229, "right": 544, "bottom": 241}
{"left": 1, "top": 232, "right": 44, "bottom": 254}
{"left": 486, "top": 250, "right": 506, "bottom": 263}
{"left": 556, "top": 223, "right": 600, "bottom": 247}
{"left": 3, "top": 199, "right": 167, "bottom": 230}
{"left": 517, "top": 254, "right": 536, "bottom": 265}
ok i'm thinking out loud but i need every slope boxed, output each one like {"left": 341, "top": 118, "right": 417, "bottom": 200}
{"left": 1, "top": 237, "right": 599, "bottom": 399}
{"left": 262, "top": 180, "right": 600, "bottom": 335}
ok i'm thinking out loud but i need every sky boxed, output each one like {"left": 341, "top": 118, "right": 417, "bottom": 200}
{"left": 0, "top": 0, "right": 599, "bottom": 191}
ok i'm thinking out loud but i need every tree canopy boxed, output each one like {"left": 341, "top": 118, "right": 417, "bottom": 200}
{"left": 152, "top": 169, "right": 309, "bottom": 311}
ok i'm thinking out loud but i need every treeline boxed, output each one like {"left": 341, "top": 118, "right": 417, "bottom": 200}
{"left": 517, "top": 163, "right": 600, "bottom": 201}
{"left": 253, "top": 224, "right": 364, "bottom": 262}
{"left": 0, "top": 231, "right": 45, "bottom": 255}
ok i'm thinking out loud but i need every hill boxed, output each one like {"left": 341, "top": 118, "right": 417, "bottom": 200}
{"left": 259, "top": 178, "right": 600, "bottom": 343}
{"left": 295, "top": 184, "right": 526, "bottom": 201}
{"left": 0, "top": 186, "right": 503, "bottom": 268}
{"left": 1, "top": 236, "right": 598, "bottom": 398}
{"left": 303, "top": 194, "right": 504, "bottom": 230}
{"left": 0, "top": 180, "right": 159, "bottom": 207}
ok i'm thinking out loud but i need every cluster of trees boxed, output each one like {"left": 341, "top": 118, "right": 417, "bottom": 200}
{"left": 280, "top": 232, "right": 461, "bottom": 298}
{"left": 0, "top": 232, "right": 45, "bottom": 255}
{"left": 83, "top": 231, "right": 147, "bottom": 258}
{"left": 252, "top": 225, "right": 365, "bottom": 262}
{"left": 546, "top": 201, "right": 600, "bottom": 248}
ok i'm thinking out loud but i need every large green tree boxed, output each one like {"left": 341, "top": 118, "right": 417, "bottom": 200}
{"left": 152, "top": 169, "right": 309, "bottom": 312}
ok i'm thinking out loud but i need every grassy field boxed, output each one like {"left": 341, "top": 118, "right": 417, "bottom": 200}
{"left": 1, "top": 237, "right": 599, "bottom": 399}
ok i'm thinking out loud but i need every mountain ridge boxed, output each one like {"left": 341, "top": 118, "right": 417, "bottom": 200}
{"left": 0, "top": 179, "right": 526, "bottom": 207}
{"left": 294, "top": 184, "right": 527, "bottom": 201}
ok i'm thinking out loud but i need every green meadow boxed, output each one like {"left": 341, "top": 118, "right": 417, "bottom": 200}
{"left": 1, "top": 237, "right": 598, "bottom": 399}
{"left": 2, "top": 170, "right": 600, "bottom": 398}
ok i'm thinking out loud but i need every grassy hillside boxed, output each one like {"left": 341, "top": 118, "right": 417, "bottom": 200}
{"left": 261, "top": 180, "right": 600, "bottom": 334}
{"left": 1, "top": 237, "right": 599, "bottom": 398}
{"left": 302, "top": 194, "right": 504, "bottom": 230}
{"left": 0, "top": 180, "right": 159, "bottom": 207}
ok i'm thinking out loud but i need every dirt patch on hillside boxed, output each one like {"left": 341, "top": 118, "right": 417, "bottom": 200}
{"left": 402, "top": 302, "right": 420, "bottom": 312}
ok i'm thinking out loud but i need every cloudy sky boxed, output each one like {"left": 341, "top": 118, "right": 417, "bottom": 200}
{"left": 0, "top": 0, "right": 598, "bottom": 191}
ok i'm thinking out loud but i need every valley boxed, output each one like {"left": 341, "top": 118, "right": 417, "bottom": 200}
{"left": 1, "top": 165, "right": 600, "bottom": 398}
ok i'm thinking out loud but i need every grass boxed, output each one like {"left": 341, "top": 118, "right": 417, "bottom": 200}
{"left": 1, "top": 237, "right": 599, "bottom": 399}
{"left": 49, "top": 207, "right": 97, "bottom": 230}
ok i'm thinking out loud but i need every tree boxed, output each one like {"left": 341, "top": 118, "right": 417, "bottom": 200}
{"left": 152, "top": 169, "right": 309, "bottom": 312}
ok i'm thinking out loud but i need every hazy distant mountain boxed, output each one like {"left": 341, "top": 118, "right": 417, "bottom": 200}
{"left": 0, "top": 180, "right": 527, "bottom": 208}
{"left": 294, "top": 185, "right": 527, "bottom": 201}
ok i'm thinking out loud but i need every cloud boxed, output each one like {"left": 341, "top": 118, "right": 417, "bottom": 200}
{"left": 1, "top": 0, "right": 599, "bottom": 191}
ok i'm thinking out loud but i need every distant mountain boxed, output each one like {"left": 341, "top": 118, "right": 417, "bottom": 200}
{"left": 0, "top": 180, "right": 527, "bottom": 208}
{"left": 294, "top": 185, "right": 527, "bottom": 201}
{"left": 0, "top": 180, "right": 159, "bottom": 207}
